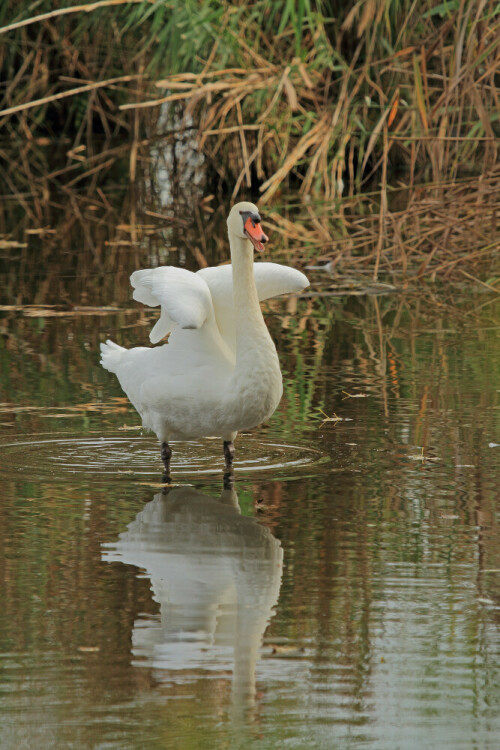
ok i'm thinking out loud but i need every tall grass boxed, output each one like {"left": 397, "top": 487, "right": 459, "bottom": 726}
{"left": 0, "top": 1, "right": 498, "bottom": 197}
{"left": 0, "top": 1, "right": 498, "bottom": 283}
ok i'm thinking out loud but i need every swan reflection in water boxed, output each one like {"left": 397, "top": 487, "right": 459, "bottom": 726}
{"left": 102, "top": 480, "right": 283, "bottom": 713}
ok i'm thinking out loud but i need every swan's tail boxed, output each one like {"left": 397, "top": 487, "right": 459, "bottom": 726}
{"left": 100, "top": 339, "right": 126, "bottom": 373}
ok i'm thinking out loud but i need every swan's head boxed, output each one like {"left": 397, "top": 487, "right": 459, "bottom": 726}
{"left": 227, "top": 201, "right": 269, "bottom": 252}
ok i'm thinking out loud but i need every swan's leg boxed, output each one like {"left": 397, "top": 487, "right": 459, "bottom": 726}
{"left": 223, "top": 440, "right": 235, "bottom": 468}
{"left": 223, "top": 469, "right": 234, "bottom": 490}
{"left": 161, "top": 442, "right": 172, "bottom": 476}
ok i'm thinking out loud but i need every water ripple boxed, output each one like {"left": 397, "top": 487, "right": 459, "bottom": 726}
{"left": 0, "top": 432, "right": 329, "bottom": 481}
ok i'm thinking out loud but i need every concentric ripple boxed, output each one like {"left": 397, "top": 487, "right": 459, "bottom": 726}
{"left": 0, "top": 432, "right": 329, "bottom": 482}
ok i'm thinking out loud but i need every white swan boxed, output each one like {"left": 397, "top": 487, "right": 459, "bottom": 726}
{"left": 100, "top": 201, "right": 309, "bottom": 474}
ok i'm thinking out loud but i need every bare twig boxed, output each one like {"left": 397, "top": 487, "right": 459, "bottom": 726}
{"left": 0, "top": 0, "right": 152, "bottom": 36}
{"left": 0, "top": 75, "right": 142, "bottom": 118}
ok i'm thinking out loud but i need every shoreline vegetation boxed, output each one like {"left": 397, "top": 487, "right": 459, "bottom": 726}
{"left": 0, "top": 0, "right": 498, "bottom": 284}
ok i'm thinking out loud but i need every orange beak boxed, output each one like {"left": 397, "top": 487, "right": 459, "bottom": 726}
{"left": 244, "top": 216, "right": 269, "bottom": 252}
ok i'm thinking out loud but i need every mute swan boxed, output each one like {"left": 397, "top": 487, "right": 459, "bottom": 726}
{"left": 100, "top": 201, "right": 309, "bottom": 474}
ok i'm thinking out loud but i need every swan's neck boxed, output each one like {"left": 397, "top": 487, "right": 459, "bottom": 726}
{"left": 229, "top": 235, "right": 274, "bottom": 361}
{"left": 225, "top": 232, "right": 283, "bottom": 426}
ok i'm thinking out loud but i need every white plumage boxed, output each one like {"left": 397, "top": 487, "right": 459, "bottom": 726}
{"left": 100, "top": 202, "right": 309, "bottom": 473}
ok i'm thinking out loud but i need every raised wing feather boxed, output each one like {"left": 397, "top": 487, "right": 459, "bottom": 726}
{"left": 131, "top": 267, "right": 213, "bottom": 344}
{"left": 197, "top": 262, "right": 309, "bottom": 303}
{"left": 197, "top": 262, "right": 309, "bottom": 348}
{"left": 254, "top": 262, "right": 309, "bottom": 299}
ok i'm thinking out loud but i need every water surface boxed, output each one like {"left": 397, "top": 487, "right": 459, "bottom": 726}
{"left": 1, "top": 189, "right": 499, "bottom": 749}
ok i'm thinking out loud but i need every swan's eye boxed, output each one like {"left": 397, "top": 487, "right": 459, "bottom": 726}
{"left": 239, "top": 210, "right": 261, "bottom": 229}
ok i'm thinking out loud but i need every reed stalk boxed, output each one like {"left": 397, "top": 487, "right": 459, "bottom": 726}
{"left": 0, "top": 0, "right": 497, "bottom": 195}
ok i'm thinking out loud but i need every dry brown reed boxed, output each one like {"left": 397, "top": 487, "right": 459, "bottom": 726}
{"left": 1, "top": 139, "right": 498, "bottom": 299}
{"left": 0, "top": 1, "right": 498, "bottom": 289}
{"left": 117, "top": 0, "right": 499, "bottom": 204}
{"left": 265, "top": 168, "right": 500, "bottom": 284}
{"left": 1, "top": 1, "right": 498, "bottom": 197}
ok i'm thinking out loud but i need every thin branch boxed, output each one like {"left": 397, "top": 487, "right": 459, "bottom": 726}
{"left": 0, "top": 75, "right": 142, "bottom": 118}
{"left": 0, "top": 0, "right": 152, "bottom": 36}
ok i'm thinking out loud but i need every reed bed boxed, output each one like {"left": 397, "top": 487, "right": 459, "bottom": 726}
{"left": 1, "top": 1, "right": 498, "bottom": 191}
{"left": 0, "top": 1, "right": 498, "bottom": 286}
{"left": 1, "top": 143, "right": 498, "bottom": 297}
{"left": 265, "top": 168, "right": 500, "bottom": 283}
{"left": 134, "top": 3, "right": 499, "bottom": 204}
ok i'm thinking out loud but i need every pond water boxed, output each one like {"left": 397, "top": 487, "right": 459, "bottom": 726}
{"left": 1, "top": 183, "right": 500, "bottom": 749}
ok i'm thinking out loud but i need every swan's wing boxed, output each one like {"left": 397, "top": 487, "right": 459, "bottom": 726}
{"left": 254, "top": 262, "right": 310, "bottom": 299}
{"left": 131, "top": 267, "right": 213, "bottom": 344}
{"left": 197, "top": 262, "right": 309, "bottom": 302}
{"left": 197, "top": 262, "right": 309, "bottom": 348}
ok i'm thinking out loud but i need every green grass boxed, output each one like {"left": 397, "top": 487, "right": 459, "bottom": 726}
{"left": 0, "top": 0, "right": 498, "bottom": 198}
